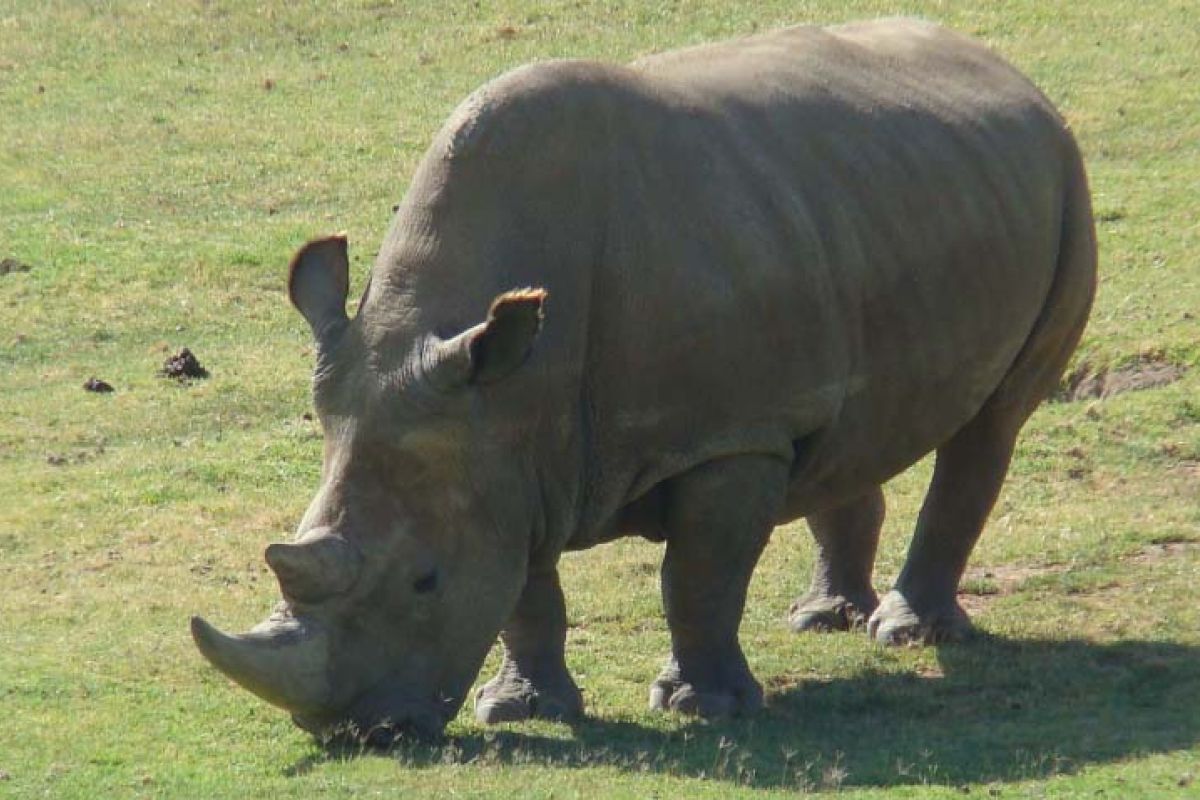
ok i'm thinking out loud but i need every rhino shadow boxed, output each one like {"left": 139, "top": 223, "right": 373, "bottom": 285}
{"left": 291, "top": 635, "right": 1200, "bottom": 790}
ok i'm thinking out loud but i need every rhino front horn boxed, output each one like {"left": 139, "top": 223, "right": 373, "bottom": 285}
{"left": 190, "top": 614, "right": 331, "bottom": 715}
{"left": 265, "top": 531, "right": 363, "bottom": 603}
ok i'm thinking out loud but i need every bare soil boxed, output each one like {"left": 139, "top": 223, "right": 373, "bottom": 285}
{"left": 958, "top": 563, "right": 1067, "bottom": 615}
{"left": 1133, "top": 538, "right": 1200, "bottom": 564}
{"left": 1056, "top": 356, "right": 1185, "bottom": 401}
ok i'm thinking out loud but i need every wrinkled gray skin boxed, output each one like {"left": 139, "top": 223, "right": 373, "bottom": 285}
{"left": 192, "top": 19, "right": 1096, "bottom": 739}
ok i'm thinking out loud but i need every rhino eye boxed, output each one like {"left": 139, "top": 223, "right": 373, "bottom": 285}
{"left": 412, "top": 569, "right": 439, "bottom": 594}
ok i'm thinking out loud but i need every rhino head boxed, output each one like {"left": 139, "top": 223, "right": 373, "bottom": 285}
{"left": 192, "top": 235, "right": 547, "bottom": 740}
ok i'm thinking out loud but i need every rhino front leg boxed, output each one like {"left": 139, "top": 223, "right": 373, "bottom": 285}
{"left": 869, "top": 413, "right": 1018, "bottom": 645}
{"left": 474, "top": 567, "right": 583, "bottom": 724}
{"left": 789, "top": 486, "right": 884, "bottom": 633}
{"left": 649, "top": 455, "right": 788, "bottom": 718}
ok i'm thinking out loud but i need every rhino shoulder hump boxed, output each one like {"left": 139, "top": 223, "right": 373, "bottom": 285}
{"left": 438, "top": 60, "right": 637, "bottom": 163}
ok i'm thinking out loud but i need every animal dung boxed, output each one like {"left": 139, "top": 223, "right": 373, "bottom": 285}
{"left": 161, "top": 347, "right": 209, "bottom": 380}
{"left": 0, "top": 257, "right": 31, "bottom": 275}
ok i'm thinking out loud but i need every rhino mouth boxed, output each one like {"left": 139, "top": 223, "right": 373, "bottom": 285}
{"left": 295, "top": 689, "right": 459, "bottom": 746}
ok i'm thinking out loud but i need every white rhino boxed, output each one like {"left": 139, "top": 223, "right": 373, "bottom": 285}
{"left": 193, "top": 18, "right": 1095, "bottom": 740}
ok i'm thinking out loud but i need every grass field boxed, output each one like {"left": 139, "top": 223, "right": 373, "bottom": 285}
{"left": 1, "top": 1, "right": 1197, "bottom": 797}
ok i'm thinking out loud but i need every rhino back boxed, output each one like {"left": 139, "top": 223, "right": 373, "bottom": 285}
{"left": 572, "top": 21, "right": 1074, "bottom": 529}
{"left": 366, "top": 19, "right": 1080, "bottom": 547}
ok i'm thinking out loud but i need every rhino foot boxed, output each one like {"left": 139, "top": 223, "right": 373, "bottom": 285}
{"left": 474, "top": 667, "right": 583, "bottom": 725}
{"left": 867, "top": 590, "right": 974, "bottom": 645}
{"left": 648, "top": 655, "right": 763, "bottom": 718}
{"left": 788, "top": 589, "right": 879, "bottom": 633}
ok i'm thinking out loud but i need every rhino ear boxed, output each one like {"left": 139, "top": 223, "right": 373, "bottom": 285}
{"left": 428, "top": 288, "right": 547, "bottom": 389}
{"left": 288, "top": 235, "right": 350, "bottom": 345}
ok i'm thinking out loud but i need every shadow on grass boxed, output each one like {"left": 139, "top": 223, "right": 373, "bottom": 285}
{"left": 291, "top": 635, "right": 1200, "bottom": 790}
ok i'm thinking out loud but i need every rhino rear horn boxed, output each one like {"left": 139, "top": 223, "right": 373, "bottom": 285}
{"left": 265, "top": 532, "right": 363, "bottom": 603}
{"left": 289, "top": 235, "right": 350, "bottom": 346}
{"left": 427, "top": 288, "right": 547, "bottom": 389}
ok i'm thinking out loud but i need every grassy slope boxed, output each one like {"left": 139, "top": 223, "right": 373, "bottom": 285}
{"left": 0, "top": 1, "right": 1196, "bottom": 797}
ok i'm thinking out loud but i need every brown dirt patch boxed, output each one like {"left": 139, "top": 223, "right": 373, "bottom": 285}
{"left": 961, "top": 563, "right": 1066, "bottom": 592}
{"left": 1056, "top": 356, "right": 1185, "bottom": 402}
{"left": 1171, "top": 461, "right": 1200, "bottom": 480}
{"left": 1132, "top": 538, "right": 1200, "bottom": 564}
{"left": 958, "top": 563, "right": 1066, "bottom": 614}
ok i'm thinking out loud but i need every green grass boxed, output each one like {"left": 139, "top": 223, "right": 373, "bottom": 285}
{"left": 1, "top": 1, "right": 1197, "bottom": 797}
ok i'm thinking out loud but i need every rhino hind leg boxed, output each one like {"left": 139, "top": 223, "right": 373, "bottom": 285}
{"left": 475, "top": 567, "right": 583, "bottom": 724}
{"left": 867, "top": 412, "right": 1020, "bottom": 645}
{"left": 789, "top": 487, "right": 884, "bottom": 633}
{"left": 868, "top": 158, "right": 1096, "bottom": 647}
{"left": 649, "top": 454, "right": 789, "bottom": 718}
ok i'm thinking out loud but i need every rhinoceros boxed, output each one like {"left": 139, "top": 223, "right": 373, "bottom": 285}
{"left": 191, "top": 18, "right": 1096, "bottom": 739}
